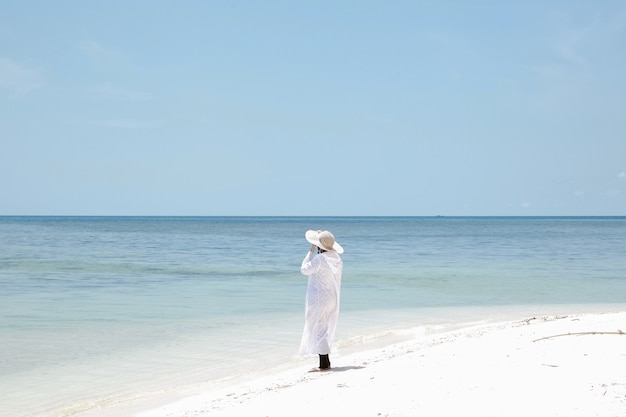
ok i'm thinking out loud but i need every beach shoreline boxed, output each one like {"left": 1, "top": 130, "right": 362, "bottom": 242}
{"left": 5, "top": 217, "right": 626, "bottom": 417}
{"left": 85, "top": 307, "right": 626, "bottom": 417}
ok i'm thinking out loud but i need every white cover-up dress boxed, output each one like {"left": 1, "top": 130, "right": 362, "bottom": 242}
{"left": 299, "top": 250, "right": 343, "bottom": 356}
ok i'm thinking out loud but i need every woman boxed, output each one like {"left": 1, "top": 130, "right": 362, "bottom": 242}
{"left": 299, "top": 230, "right": 344, "bottom": 370}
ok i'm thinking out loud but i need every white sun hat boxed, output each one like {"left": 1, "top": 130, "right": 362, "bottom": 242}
{"left": 305, "top": 230, "right": 344, "bottom": 254}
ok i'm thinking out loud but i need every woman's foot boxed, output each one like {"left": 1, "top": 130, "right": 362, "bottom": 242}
{"left": 319, "top": 354, "right": 331, "bottom": 369}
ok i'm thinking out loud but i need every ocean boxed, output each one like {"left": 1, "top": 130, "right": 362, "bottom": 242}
{"left": 1, "top": 216, "right": 625, "bottom": 417}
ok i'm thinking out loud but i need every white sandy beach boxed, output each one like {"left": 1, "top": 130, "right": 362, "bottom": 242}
{"left": 131, "top": 310, "right": 626, "bottom": 417}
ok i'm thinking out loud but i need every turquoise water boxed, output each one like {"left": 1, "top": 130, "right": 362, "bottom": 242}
{"left": 1, "top": 216, "right": 625, "bottom": 416}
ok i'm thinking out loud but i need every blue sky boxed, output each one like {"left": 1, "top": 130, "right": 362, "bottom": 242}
{"left": 2, "top": 1, "right": 625, "bottom": 215}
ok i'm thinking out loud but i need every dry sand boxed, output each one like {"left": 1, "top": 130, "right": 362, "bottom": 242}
{"left": 135, "top": 311, "right": 626, "bottom": 417}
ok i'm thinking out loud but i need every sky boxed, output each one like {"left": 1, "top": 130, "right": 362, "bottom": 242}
{"left": 1, "top": 1, "right": 625, "bottom": 216}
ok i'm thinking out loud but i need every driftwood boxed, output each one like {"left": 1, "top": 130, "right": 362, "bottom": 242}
{"left": 533, "top": 330, "right": 625, "bottom": 342}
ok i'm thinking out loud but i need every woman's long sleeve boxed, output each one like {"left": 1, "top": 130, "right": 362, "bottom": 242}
{"left": 301, "top": 251, "right": 319, "bottom": 276}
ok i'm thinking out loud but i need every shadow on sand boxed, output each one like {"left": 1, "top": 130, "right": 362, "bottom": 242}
{"left": 309, "top": 365, "right": 366, "bottom": 373}
{"left": 330, "top": 365, "right": 366, "bottom": 372}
